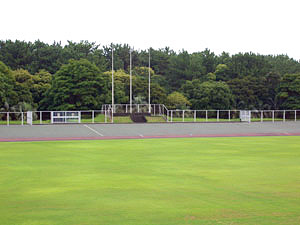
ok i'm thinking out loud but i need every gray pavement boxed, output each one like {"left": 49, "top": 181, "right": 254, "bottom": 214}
{"left": 0, "top": 122, "right": 300, "bottom": 141}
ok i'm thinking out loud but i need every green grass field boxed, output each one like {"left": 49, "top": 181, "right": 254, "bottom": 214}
{"left": 1, "top": 137, "right": 300, "bottom": 225}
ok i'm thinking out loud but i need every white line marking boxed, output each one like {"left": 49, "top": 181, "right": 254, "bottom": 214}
{"left": 139, "top": 134, "right": 144, "bottom": 137}
{"left": 84, "top": 125, "right": 104, "bottom": 136}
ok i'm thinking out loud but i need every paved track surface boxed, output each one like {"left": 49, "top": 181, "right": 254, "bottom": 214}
{"left": 0, "top": 122, "right": 300, "bottom": 142}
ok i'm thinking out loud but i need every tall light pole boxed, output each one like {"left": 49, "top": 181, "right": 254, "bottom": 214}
{"left": 148, "top": 48, "right": 151, "bottom": 113}
{"left": 111, "top": 46, "right": 114, "bottom": 122}
{"left": 130, "top": 48, "right": 132, "bottom": 114}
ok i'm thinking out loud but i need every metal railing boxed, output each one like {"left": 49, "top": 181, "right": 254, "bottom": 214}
{"left": 1, "top": 107, "right": 299, "bottom": 125}
{"left": 166, "top": 109, "right": 299, "bottom": 123}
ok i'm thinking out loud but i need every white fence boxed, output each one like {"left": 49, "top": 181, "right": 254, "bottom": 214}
{"left": 0, "top": 110, "right": 109, "bottom": 126}
{"left": 0, "top": 106, "right": 299, "bottom": 125}
{"left": 166, "top": 109, "right": 299, "bottom": 123}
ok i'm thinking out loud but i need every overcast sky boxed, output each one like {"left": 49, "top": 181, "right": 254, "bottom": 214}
{"left": 1, "top": 0, "right": 299, "bottom": 60}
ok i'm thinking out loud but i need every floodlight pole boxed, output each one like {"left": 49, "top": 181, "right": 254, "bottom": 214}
{"left": 112, "top": 46, "right": 114, "bottom": 122}
{"left": 148, "top": 48, "right": 151, "bottom": 114}
{"left": 130, "top": 48, "right": 132, "bottom": 114}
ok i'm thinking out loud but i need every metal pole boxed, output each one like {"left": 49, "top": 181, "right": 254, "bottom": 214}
{"left": 21, "top": 112, "right": 24, "bottom": 125}
{"left": 130, "top": 48, "right": 132, "bottom": 114}
{"left": 92, "top": 110, "right": 94, "bottom": 123}
{"left": 206, "top": 110, "right": 208, "bottom": 122}
{"left": 183, "top": 110, "right": 185, "bottom": 122}
{"left": 7, "top": 112, "right": 9, "bottom": 126}
{"left": 272, "top": 110, "right": 274, "bottom": 123}
{"left": 148, "top": 48, "right": 151, "bottom": 113}
{"left": 105, "top": 110, "right": 107, "bottom": 123}
{"left": 217, "top": 110, "right": 219, "bottom": 122}
{"left": 283, "top": 110, "right": 285, "bottom": 122}
{"left": 111, "top": 46, "right": 114, "bottom": 123}
{"left": 154, "top": 104, "right": 156, "bottom": 116}
{"left": 228, "top": 110, "right": 230, "bottom": 122}
{"left": 295, "top": 110, "right": 297, "bottom": 122}
{"left": 171, "top": 110, "right": 173, "bottom": 122}
{"left": 40, "top": 111, "right": 42, "bottom": 124}
{"left": 261, "top": 111, "right": 263, "bottom": 122}
{"left": 194, "top": 110, "right": 196, "bottom": 122}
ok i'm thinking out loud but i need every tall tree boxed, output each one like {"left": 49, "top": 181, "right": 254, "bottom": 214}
{"left": 181, "top": 79, "right": 234, "bottom": 109}
{"left": 0, "top": 61, "right": 17, "bottom": 110}
{"left": 278, "top": 73, "right": 300, "bottom": 109}
{"left": 45, "top": 59, "right": 108, "bottom": 110}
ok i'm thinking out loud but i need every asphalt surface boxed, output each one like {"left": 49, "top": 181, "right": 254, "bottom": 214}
{"left": 0, "top": 121, "right": 300, "bottom": 142}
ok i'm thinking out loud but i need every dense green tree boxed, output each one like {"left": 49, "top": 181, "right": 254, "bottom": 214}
{"left": 0, "top": 61, "right": 17, "bottom": 110}
{"left": 11, "top": 69, "right": 34, "bottom": 107}
{"left": 166, "top": 92, "right": 191, "bottom": 109}
{"left": 1, "top": 40, "right": 300, "bottom": 110}
{"left": 278, "top": 73, "right": 300, "bottom": 109}
{"left": 0, "top": 40, "right": 32, "bottom": 71}
{"left": 103, "top": 70, "right": 129, "bottom": 104}
{"left": 31, "top": 70, "right": 52, "bottom": 108}
{"left": 181, "top": 79, "right": 234, "bottom": 109}
{"left": 46, "top": 59, "right": 108, "bottom": 110}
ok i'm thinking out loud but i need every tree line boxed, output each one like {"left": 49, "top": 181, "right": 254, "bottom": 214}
{"left": 1, "top": 40, "right": 300, "bottom": 112}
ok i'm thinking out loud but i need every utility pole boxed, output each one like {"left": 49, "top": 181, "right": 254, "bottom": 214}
{"left": 111, "top": 46, "right": 114, "bottom": 123}
{"left": 148, "top": 48, "right": 151, "bottom": 114}
{"left": 130, "top": 48, "right": 132, "bottom": 114}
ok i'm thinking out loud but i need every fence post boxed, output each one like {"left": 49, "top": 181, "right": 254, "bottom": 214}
{"left": 126, "top": 104, "right": 128, "bottom": 113}
{"left": 138, "top": 105, "right": 140, "bottom": 113}
{"left": 21, "top": 112, "right": 24, "bottom": 125}
{"left": 171, "top": 110, "right": 173, "bottom": 122}
{"left": 40, "top": 111, "right": 42, "bottom": 124}
{"left": 283, "top": 110, "right": 285, "bottom": 122}
{"left": 194, "top": 110, "right": 196, "bottom": 122}
{"left": 105, "top": 110, "right": 107, "bottom": 123}
{"left": 228, "top": 110, "right": 230, "bottom": 122}
{"left": 183, "top": 110, "right": 185, "bottom": 122}
{"left": 261, "top": 111, "right": 263, "bottom": 122}
{"left": 92, "top": 110, "right": 95, "bottom": 123}
{"left": 7, "top": 112, "right": 9, "bottom": 126}
{"left": 206, "top": 110, "right": 208, "bottom": 122}
{"left": 167, "top": 110, "right": 169, "bottom": 122}
{"left": 295, "top": 110, "right": 297, "bottom": 122}
{"left": 249, "top": 110, "right": 251, "bottom": 123}
{"left": 154, "top": 105, "right": 156, "bottom": 116}
{"left": 272, "top": 110, "right": 274, "bottom": 123}
{"left": 217, "top": 110, "right": 219, "bottom": 122}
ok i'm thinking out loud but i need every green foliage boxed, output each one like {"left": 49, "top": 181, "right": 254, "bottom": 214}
{"left": 182, "top": 80, "right": 234, "bottom": 109}
{"left": 278, "top": 73, "right": 300, "bottom": 109}
{"left": 12, "top": 69, "right": 34, "bottom": 106}
{"left": 31, "top": 70, "right": 52, "bottom": 108}
{"left": 0, "top": 61, "right": 17, "bottom": 109}
{"left": 166, "top": 91, "right": 191, "bottom": 109}
{"left": 1, "top": 40, "right": 300, "bottom": 110}
{"left": 46, "top": 59, "right": 107, "bottom": 110}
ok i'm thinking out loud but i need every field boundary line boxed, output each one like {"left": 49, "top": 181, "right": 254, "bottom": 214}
{"left": 1, "top": 132, "right": 300, "bottom": 142}
{"left": 83, "top": 124, "right": 104, "bottom": 136}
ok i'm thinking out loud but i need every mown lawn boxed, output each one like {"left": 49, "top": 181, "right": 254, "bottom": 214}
{"left": 0, "top": 137, "right": 300, "bottom": 225}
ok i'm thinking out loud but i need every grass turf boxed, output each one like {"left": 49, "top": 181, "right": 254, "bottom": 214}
{"left": 0, "top": 137, "right": 300, "bottom": 225}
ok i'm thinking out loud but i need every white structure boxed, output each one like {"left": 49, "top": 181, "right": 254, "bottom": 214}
{"left": 51, "top": 111, "right": 81, "bottom": 124}
{"left": 240, "top": 110, "right": 251, "bottom": 122}
{"left": 27, "top": 111, "right": 33, "bottom": 125}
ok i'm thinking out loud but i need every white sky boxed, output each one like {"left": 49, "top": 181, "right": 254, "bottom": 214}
{"left": 1, "top": 0, "right": 300, "bottom": 60}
